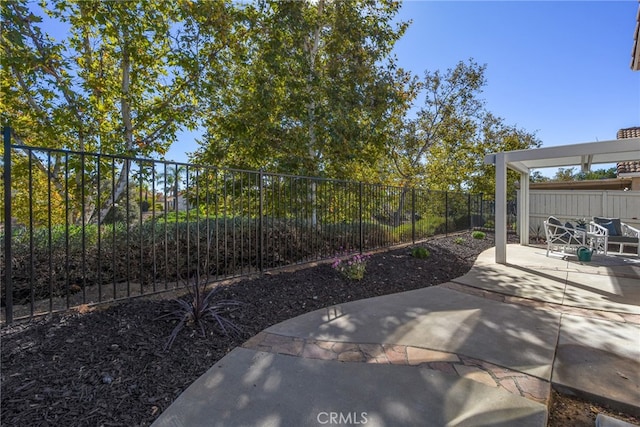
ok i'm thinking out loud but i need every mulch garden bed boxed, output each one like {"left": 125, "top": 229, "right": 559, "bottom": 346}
{"left": 2, "top": 231, "right": 638, "bottom": 426}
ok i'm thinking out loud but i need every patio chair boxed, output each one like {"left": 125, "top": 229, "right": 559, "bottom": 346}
{"left": 543, "top": 216, "right": 586, "bottom": 257}
{"left": 590, "top": 217, "right": 640, "bottom": 256}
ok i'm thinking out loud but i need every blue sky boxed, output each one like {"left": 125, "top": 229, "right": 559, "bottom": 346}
{"left": 168, "top": 1, "right": 640, "bottom": 176}
{"left": 393, "top": 1, "right": 639, "bottom": 141}
{"left": 385, "top": 0, "right": 640, "bottom": 176}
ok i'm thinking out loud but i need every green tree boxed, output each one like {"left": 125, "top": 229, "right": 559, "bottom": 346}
{"left": 388, "top": 60, "right": 540, "bottom": 215}
{"left": 389, "top": 60, "right": 488, "bottom": 192}
{"left": 193, "top": 0, "right": 409, "bottom": 181}
{"left": 467, "top": 112, "right": 541, "bottom": 197}
{"left": 157, "top": 165, "right": 186, "bottom": 196}
{"left": 1, "top": 0, "right": 233, "bottom": 224}
{"left": 550, "top": 166, "right": 617, "bottom": 182}
{"left": 553, "top": 167, "right": 576, "bottom": 181}
{"left": 530, "top": 171, "right": 549, "bottom": 183}
{"left": 575, "top": 167, "right": 617, "bottom": 180}
{"left": 0, "top": 151, "right": 66, "bottom": 227}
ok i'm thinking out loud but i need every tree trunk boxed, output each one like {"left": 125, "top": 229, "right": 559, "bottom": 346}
{"left": 304, "top": 0, "right": 324, "bottom": 227}
{"left": 394, "top": 185, "right": 410, "bottom": 227}
{"left": 95, "top": 31, "right": 134, "bottom": 224}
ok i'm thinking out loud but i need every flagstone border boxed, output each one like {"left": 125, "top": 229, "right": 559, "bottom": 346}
{"left": 242, "top": 330, "right": 550, "bottom": 404}
{"left": 242, "top": 280, "right": 640, "bottom": 407}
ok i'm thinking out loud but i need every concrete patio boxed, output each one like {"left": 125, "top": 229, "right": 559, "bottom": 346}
{"left": 152, "top": 244, "right": 640, "bottom": 427}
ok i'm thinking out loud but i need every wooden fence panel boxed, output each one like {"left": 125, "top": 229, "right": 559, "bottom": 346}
{"left": 528, "top": 190, "right": 640, "bottom": 231}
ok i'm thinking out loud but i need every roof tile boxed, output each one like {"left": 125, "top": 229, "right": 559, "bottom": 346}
{"left": 617, "top": 127, "right": 640, "bottom": 139}
{"left": 616, "top": 127, "right": 640, "bottom": 175}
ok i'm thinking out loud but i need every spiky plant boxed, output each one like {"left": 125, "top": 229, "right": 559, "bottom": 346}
{"left": 159, "top": 274, "right": 242, "bottom": 351}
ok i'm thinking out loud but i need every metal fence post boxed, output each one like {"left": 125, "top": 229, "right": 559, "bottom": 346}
{"left": 3, "top": 126, "right": 13, "bottom": 323}
{"left": 259, "top": 170, "right": 264, "bottom": 272}
{"left": 445, "top": 191, "right": 449, "bottom": 236}
{"left": 359, "top": 182, "right": 363, "bottom": 254}
{"left": 411, "top": 188, "right": 416, "bottom": 244}
{"left": 468, "top": 193, "right": 472, "bottom": 230}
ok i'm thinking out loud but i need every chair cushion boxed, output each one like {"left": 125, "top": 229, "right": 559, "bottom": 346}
{"left": 548, "top": 216, "right": 562, "bottom": 226}
{"left": 608, "top": 236, "right": 639, "bottom": 244}
{"left": 562, "top": 222, "right": 576, "bottom": 240}
{"left": 601, "top": 221, "right": 618, "bottom": 236}
{"left": 593, "top": 217, "right": 621, "bottom": 236}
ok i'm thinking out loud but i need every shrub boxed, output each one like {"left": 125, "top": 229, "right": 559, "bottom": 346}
{"left": 140, "top": 200, "right": 151, "bottom": 212}
{"left": 410, "top": 246, "right": 430, "bottom": 259}
{"left": 454, "top": 237, "right": 465, "bottom": 245}
{"left": 155, "top": 209, "right": 201, "bottom": 224}
{"left": 454, "top": 214, "right": 471, "bottom": 230}
{"left": 332, "top": 253, "right": 371, "bottom": 280}
{"left": 472, "top": 231, "right": 486, "bottom": 239}
{"left": 5, "top": 213, "right": 450, "bottom": 308}
{"left": 366, "top": 222, "right": 398, "bottom": 245}
{"left": 102, "top": 198, "right": 141, "bottom": 224}
{"left": 158, "top": 280, "right": 242, "bottom": 351}
{"left": 396, "top": 215, "right": 446, "bottom": 241}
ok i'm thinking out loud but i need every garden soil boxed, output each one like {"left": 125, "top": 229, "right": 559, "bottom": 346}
{"left": 2, "top": 232, "right": 638, "bottom": 426}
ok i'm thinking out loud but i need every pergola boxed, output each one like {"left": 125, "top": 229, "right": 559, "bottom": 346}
{"left": 484, "top": 138, "right": 640, "bottom": 264}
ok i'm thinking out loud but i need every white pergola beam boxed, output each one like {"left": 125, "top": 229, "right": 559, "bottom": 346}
{"left": 484, "top": 138, "right": 640, "bottom": 169}
{"left": 581, "top": 154, "right": 593, "bottom": 173}
{"left": 507, "top": 161, "right": 529, "bottom": 174}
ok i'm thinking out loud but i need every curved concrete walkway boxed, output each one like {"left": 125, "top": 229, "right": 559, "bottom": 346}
{"left": 152, "top": 245, "right": 640, "bottom": 427}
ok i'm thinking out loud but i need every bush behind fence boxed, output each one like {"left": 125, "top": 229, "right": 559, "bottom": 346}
{"left": 1, "top": 129, "right": 487, "bottom": 322}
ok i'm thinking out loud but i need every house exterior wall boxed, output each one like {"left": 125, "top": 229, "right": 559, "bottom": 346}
{"left": 163, "top": 193, "right": 189, "bottom": 211}
{"left": 526, "top": 189, "right": 640, "bottom": 233}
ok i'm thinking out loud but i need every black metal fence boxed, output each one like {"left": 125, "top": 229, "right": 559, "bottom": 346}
{"left": 1, "top": 127, "right": 486, "bottom": 323}
{"left": 474, "top": 199, "right": 518, "bottom": 232}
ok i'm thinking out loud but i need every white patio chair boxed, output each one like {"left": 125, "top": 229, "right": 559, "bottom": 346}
{"left": 543, "top": 216, "right": 586, "bottom": 257}
{"left": 590, "top": 217, "right": 640, "bottom": 256}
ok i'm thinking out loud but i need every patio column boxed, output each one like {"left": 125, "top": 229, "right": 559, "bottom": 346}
{"left": 495, "top": 152, "right": 507, "bottom": 263}
{"left": 519, "top": 171, "right": 530, "bottom": 246}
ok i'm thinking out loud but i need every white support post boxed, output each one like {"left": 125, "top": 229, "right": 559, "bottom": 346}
{"left": 495, "top": 152, "right": 507, "bottom": 264}
{"left": 520, "top": 171, "right": 530, "bottom": 246}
